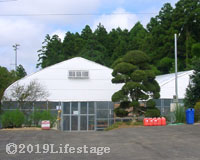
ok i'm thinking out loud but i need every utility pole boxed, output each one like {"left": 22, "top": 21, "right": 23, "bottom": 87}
{"left": 13, "top": 43, "right": 20, "bottom": 71}
{"left": 174, "top": 34, "right": 178, "bottom": 105}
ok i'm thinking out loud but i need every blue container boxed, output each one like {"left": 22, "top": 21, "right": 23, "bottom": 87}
{"left": 186, "top": 108, "right": 195, "bottom": 124}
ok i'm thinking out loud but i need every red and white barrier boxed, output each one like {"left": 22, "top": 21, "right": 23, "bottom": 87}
{"left": 41, "top": 120, "right": 50, "bottom": 130}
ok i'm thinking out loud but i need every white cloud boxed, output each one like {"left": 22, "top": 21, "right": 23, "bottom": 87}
{"left": 0, "top": 18, "right": 46, "bottom": 73}
{"left": 0, "top": 0, "right": 101, "bottom": 74}
{"left": 92, "top": 8, "right": 138, "bottom": 32}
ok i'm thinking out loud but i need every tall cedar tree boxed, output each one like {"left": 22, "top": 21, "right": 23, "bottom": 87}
{"left": 184, "top": 58, "right": 200, "bottom": 108}
{"left": 37, "top": 0, "right": 200, "bottom": 76}
{"left": 16, "top": 64, "right": 27, "bottom": 79}
{"left": 111, "top": 50, "right": 160, "bottom": 114}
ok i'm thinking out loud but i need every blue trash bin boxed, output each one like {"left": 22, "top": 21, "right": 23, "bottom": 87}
{"left": 186, "top": 108, "right": 195, "bottom": 124}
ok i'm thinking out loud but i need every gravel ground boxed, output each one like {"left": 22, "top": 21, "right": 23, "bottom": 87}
{"left": 1, "top": 125, "right": 200, "bottom": 160}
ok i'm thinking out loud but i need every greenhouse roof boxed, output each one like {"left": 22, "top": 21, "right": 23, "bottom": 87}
{"left": 156, "top": 70, "right": 193, "bottom": 99}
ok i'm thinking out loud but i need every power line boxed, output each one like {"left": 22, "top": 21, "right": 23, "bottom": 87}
{"left": 0, "top": 12, "right": 158, "bottom": 17}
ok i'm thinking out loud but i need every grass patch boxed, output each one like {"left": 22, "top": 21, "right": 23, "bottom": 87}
{"left": 174, "top": 105, "right": 185, "bottom": 123}
{"left": 133, "top": 121, "right": 143, "bottom": 126}
{"left": 104, "top": 120, "right": 143, "bottom": 131}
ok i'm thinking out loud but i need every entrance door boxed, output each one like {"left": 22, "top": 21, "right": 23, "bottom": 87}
{"left": 62, "top": 102, "right": 95, "bottom": 131}
{"left": 71, "top": 102, "right": 79, "bottom": 131}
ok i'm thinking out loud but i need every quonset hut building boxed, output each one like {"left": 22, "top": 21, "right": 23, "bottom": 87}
{"left": 3, "top": 57, "right": 193, "bottom": 131}
{"left": 3, "top": 57, "right": 123, "bottom": 131}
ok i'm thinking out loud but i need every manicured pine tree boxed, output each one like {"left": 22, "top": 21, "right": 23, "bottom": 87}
{"left": 111, "top": 50, "right": 160, "bottom": 116}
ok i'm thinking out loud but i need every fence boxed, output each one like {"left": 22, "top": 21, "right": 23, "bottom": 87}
{"left": 1, "top": 101, "right": 59, "bottom": 116}
{"left": 154, "top": 99, "right": 184, "bottom": 116}
{"left": 1, "top": 99, "right": 185, "bottom": 130}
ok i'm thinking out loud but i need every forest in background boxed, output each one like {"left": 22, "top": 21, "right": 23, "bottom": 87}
{"left": 37, "top": 0, "right": 200, "bottom": 75}
{"left": 1, "top": 0, "right": 200, "bottom": 107}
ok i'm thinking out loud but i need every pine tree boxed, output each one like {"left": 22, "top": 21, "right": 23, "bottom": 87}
{"left": 184, "top": 58, "right": 200, "bottom": 108}
{"left": 16, "top": 64, "right": 27, "bottom": 79}
{"left": 112, "top": 50, "right": 160, "bottom": 115}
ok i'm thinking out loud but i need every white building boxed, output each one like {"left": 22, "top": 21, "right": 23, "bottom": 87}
{"left": 156, "top": 70, "right": 193, "bottom": 99}
{"left": 4, "top": 57, "right": 123, "bottom": 102}
{"left": 3, "top": 57, "right": 193, "bottom": 130}
{"left": 3, "top": 57, "right": 123, "bottom": 131}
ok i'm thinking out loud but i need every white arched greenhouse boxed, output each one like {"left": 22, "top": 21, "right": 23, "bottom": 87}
{"left": 155, "top": 70, "right": 193, "bottom": 115}
{"left": 2, "top": 57, "right": 193, "bottom": 131}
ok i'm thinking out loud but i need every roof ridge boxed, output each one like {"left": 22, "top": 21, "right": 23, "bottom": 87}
{"left": 159, "top": 70, "right": 193, "bottom": 87}
{"left": 4, "top": 57, "right": 113, "bottom": 91}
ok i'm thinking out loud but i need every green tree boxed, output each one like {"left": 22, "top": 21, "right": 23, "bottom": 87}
{"left": 184, "top": 58, "right": 200, "bottom": 108}
{"left": 79, "top": 39, "right": 108, "bottom": 66}
{"left": 172, "top": 0, "right": 200, "bottom": 68}
{"left": 157, "top": 57, "right": 174, "bottom": 74}
{"left": 63, "top": 32, "right": 83, "bottom": 59}
{"left": 192, "top": 43, "right": 200, "bottom": 57}
{"left": 16, "top": 64, "right": 27, "bottom": 79}
{"left": 146, "top": 3, "right": 174, "bottom": 65}
{"left": 94, "top": 23, "right": 108, "bottom": 48}
{"left": 81, "top": 25, "right": 93, "bottom": 41}
{"left": 0, "top": 67, "right": 17, "bottom": 112}
{"left": 111, "top": 50, "right": 160, "bottom": 116}
{"left": 37, "top": 34, "right": 63, "bottom": 68}
{"left": 111, "top": 28, "right": 129, "bottom": 63}
{"left": 129, "top": 22, "right": 148, "bottom": 51}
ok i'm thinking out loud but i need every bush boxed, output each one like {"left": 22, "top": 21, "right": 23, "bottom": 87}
{"left": 174, "top": 105, "right": 185, "bottom": 123}
{"left": 1, "top": 110, "right": 25, "bottom": 128}
{"left": 145, "top": 108, "right": 160, "bottom": 117}
{"left": 12, "top": 110, "right": 25, "bottom": 127}
{"left": 114, "top": 107, "right": 129, "bottom": 117}
{"left": 40, "top": 110, "right": 56, "bottom": 128}
{"left": 146, "top": 99, "right": 156, "bottom": 108}
{"left": 24, "top": 116, "right": 32, "bottom": 127}
{"left": 30, "top": 109, "right": 42, "bottom": 127}
{"left": 194, "top": 102, "right": 200, "bottom": 122}
{"left": 1, "top": 111, "right": 12, "bottom": 128}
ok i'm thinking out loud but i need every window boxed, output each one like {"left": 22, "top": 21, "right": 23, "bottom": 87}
{"left": 76, "top": 71, "right": 81, "bottom": 77}
{"left": 69, "top": 71, "right": 75, "bottom": 77}
{"left": 82, "top": 71, "right": 89, "bottom": 77}
{"left": 68, "top": 70, "right": 89, "bottom": 79}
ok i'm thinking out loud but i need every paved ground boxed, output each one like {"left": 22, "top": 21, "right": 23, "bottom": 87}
{"left": 0, "top": 125, "right": 200, "bottom": 160}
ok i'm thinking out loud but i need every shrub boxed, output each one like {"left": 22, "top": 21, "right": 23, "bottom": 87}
{"left": 194, "top": 102, "right": 200, "bottom": 122}
{"left": 114, "top": 107, "right": 129, "bottom": 117}
{"left": 24, "top": 116, "right": 32, "bottom": 127}
{"left": 174, "top": 105, "right": 185, "bottom": 123}
{"left": 12, "top": 110, "right": 25, "bottom": 127}
{"left": 145, "top": 108, "right": 160, "bottom": 117}
{"left": 40, "top": 110, "right": 56, "bottom": 128}
{"left": 30, "top": 109, "right": 42, "bottom": 127}
{"left": 1, "top": 110, "right": 25, "bottom": 128}
{"left": 1, "top": 111, "right": 12, "bottom": 128}
{"left": 146, "top": 99, "right": 156, "bottom": 108}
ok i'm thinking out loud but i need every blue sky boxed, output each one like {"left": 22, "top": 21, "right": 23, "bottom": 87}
{"left": 0, "top": 0, "right": 179, "bottom": 74}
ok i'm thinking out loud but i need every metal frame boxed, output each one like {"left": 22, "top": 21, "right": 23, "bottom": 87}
{"left": 61, "top": 102, "right": 96, "bottom": 132}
